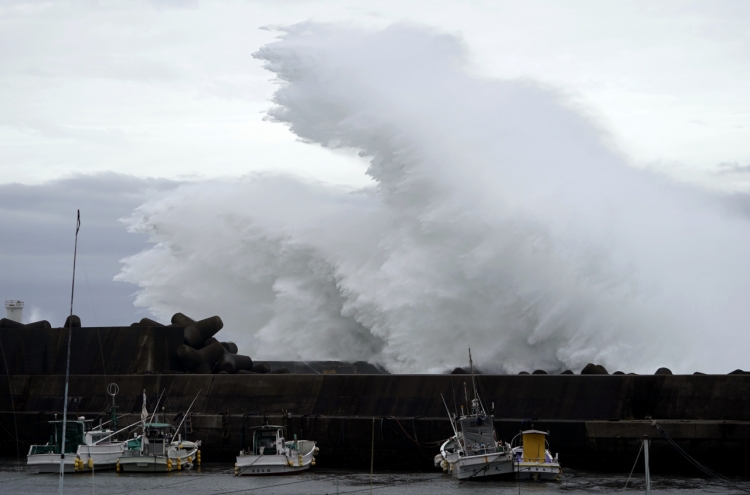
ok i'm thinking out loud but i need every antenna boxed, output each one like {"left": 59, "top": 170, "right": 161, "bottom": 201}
{"left": 147, "top": 389, "right": 166, "bottom": 426}
{"left": 174, "top": 389, "right": 203, "bottom": 437}
{"left": 451, "top": 380, "right": 458, "bottom": 418}
{"left": 107, "top": 383, "right": 119, "bottom": 429}
{"left": 468, "top": 348, "right": 486, "bottom": 415}
{"left": 441, "top": 393, "right": 460, "bottom": 445}
{"left": 59, "top": 210, "right": 80, "bottom": 494}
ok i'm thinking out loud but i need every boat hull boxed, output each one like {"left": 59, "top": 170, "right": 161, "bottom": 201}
{"left": 27, "top": 454, "right": 76, "bottom": 473}
{"left": 75, "top": 443, "right": 127, "bottom": 471}
{"left": 235, "top": 450, "right": 314, "bottom": 476}
{"left": 118, "top": 455, "right": 171, "bottom": 473}
{"left": 118, "top": 446, "right": 198, "bottom": 473}
{"left": 449, "top": 453, "right": 514, "bottom": 480}
{"left": 514, "top": 461, "right": 562, "bottom": 481}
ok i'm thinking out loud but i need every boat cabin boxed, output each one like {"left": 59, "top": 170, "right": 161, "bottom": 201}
{"left": 515, "top": 429, "right": 555, "bottom": 463}
{"left": 142, "top": 423, "right": 174, "bottom": 456}
{"left": 28, "top": 418, "right": 89, "bottom": 456}
{"left": 85, "top": 429, "right": 114, "bottom": 446}
{"left": 459, "top": 415, "right": 497, "bottom": 456}
{"left": 249, "top": 426, "right": 285, "bottom": 456}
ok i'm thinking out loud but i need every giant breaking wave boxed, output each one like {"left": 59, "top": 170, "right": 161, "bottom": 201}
{"left": 116, "top": 23, "right": 750, "bottom": 374}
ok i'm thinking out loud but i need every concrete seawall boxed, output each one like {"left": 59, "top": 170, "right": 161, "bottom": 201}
{"left": 1, "top": 374, "right": 748, "bottom": 474}
{"left": 0, "top": 327, "right": 182, "bottom": 374}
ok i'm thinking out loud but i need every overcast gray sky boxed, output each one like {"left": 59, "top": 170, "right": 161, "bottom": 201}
{"left": 2, "top": 0, "right": 749, "bottom": 336}
{"left": 2, "top": 0, "right": 749, "bottom": 188}
{"left": 0, "top": 174, "right": 179, "bottom": 325}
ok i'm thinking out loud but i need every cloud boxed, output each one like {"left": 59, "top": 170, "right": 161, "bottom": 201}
{"left": 713, "top": 162, "right": 750, "bottom": 175}
{"left": 0, "top": 173, "right": 180, "bottom": 327}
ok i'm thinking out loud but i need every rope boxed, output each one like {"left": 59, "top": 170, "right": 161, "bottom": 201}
{"left": 208, "top": 477, "right": 315, "bottom": 495}
{"left": 326, "top": 473, "right": 445, "bottom": 495}
{"left": 109, "top": 476, "right": 196, "bottom": 495}
{"left": 385, "top": 417, "right": 437, "bottom": 462}
{"left": 458, "top": 449, "right": 515, "bottom": 483}
{"left": 79, "top": 252, "right": 107, "bottom": 377}
{"left": 390, "top": 417, "right": 443, "bottom": 448}
{"left": 653, "top": 422, "right": 750, "bottom": 494}
{"left": 234, "top": 452, "right": 268, "bottom": 476}
{"left": 325, "top": 416, "right": 347, "bottom": 449}
{"left": 0, "top": 420, "right": 31, "bottom": 447}
{"left": 623, "top": 440, "right": 643, "bottom": 489}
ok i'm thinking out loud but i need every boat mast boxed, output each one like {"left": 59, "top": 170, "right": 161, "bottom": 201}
{"left": 58, "top": 210, "right": 80, "bottom": 494}
{"left": 468, "top": 349, "right": 486, "bottom": 415}
{"left": 441, "top": 393, "right": 459, "bottom": 439}
{"left": 140, "top": 390, "right": 148, "bottom": 452}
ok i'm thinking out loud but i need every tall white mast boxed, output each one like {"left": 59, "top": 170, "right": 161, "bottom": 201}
{"left": 468, "top": 349, "right": 486, "bottom": 415}
{"left": 58, "top": 210, "right": 80, "bottom": 494}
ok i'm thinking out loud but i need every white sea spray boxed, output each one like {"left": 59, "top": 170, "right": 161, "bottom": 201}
{"left": 116, "top": 23, "right": 750, "bottom": 374}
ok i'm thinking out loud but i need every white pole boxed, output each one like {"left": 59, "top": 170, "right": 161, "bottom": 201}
{"left": 59, "top": 210, "right": 80, "bottom": 495}
{"left": 370, "top": 417, "right": 375, "bottom": 495}
{"left": 644, "top": 438, "right": 651, "bottom": 495}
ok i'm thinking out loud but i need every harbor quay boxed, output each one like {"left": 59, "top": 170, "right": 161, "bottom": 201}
{"left": 0, "top": 373, "right": 748, "bottom": 475}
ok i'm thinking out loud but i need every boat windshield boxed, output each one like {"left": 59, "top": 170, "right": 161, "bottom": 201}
{"left": 459, "top": 415, "right": 496, "bottom": 455}
{"left": 88, "top": 432, "right": 110, "bottom": 444}
{"left": 253, "top": 430, "right": 278, "bottom": 455}
{"left": 145, "top": 426, "right": 171, "bottom": 440}
{"left": 48, "top": 421, "right": 86, "bottom": 454}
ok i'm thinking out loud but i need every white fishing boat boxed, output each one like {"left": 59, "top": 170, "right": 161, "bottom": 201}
{"left": 118, "top": 423, "right": 201, "bottom": 473}
{"left": 434, "top": 350, "right": 514, "bottom": 480}
{"left": 510, "top": 429, "right": 562, "bottom": 481}
{"left": 235, "top": 425, "right": 318, "bottom": 475}
{"left": 27, "top": 417, "right": 128, "bottom": 473}
{"left": 117, "top": 392, "right": 202, "bottom": 473}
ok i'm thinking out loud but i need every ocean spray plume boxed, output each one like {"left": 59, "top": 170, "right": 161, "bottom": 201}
{"left": 117, "top": 23, "right": 750, "bottom": 373}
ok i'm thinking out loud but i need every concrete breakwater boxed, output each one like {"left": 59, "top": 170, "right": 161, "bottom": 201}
{"left": 0, "top": 374, "right": 748, "bottom": 474}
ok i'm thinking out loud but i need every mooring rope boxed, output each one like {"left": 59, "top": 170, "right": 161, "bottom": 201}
{"left": 79, "top": 251, "right": 107, "bottom": 378}
{"left": 653, "top": 421, "right": 750, "bottom": 494}
{"left": 623, "top": 438, "right": 643, "bottom": 489}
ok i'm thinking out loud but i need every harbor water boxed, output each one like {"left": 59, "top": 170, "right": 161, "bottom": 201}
{"left": 0, "top": 461, "right": 747, "bottom": 495}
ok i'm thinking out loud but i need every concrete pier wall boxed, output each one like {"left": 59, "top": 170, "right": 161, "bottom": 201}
{"left": 0, "top": 374, "right": 748, "bottom": 474}
{"left": 0, "top": 327, "right": 183, "bottom": 374}
{"left": 2, "top": 373, "right": 749, "bottom": 421}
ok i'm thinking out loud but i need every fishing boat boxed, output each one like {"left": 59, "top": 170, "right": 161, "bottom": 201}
{"left": 117, "top": 422, "right": 201, "bottom": 473}
{"left": 235, "top": 425, "right": 318, "bottom": 475}
{"left": 117, "top": 392, "right": 202, "bottom": 473}
{"left": 510, "top": 429, "right": 562, "bottom": 480}
{"left": 433, "top": 350, "right": 514, "bottom": 480}
{"left": 27, "top": 417, "right": 128, "bottom": 473}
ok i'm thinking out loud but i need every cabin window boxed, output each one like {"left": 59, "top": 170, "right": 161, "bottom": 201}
{"left": 254, "top": 431, "right": 278, "bottom": 455}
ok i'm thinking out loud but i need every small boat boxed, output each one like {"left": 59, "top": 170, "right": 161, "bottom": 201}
{"left": 235, "top": 425, "right": 318, "bottom": 475}
{"left": 434, "top": 350, "right": 514, "bottom": 480}
{"left": 510, "top": 429, "right": 562, "bottom": 480}
{"left": 27, "top": 417, "right": 128, "bottom": 473}
{"left": 117, "top": 422, "right": 201, "bottom": 473}
{"left": 117, "top": 391, "right": 202, "bottom": 473}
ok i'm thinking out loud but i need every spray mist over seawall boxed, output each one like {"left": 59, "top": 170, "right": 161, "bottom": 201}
{"left": 117, "top": 23, "right": 750, "bottom": 374}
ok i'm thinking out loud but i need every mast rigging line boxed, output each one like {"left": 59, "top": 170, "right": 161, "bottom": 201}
{"left": 79, "top": 252, "right": 108, "bottom": 382}
{"left": 623, "top": 438, "right": 644, "bottom": 489}
{"left": 652, "top": 422, "right": 750, "bottom": 494}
